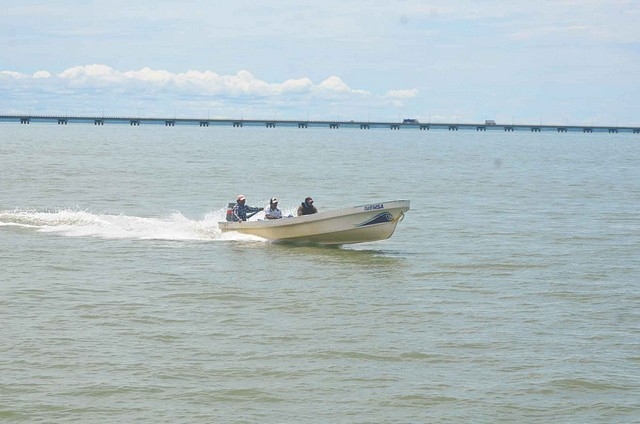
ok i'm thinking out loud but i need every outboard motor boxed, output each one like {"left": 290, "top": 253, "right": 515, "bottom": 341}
{"left": 225, "top": 202, "right": 236, "bottom": 222}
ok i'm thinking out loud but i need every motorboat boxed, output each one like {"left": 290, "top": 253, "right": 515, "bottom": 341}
{"left": 218, "top": 200, "right": 410, "bottom": 245}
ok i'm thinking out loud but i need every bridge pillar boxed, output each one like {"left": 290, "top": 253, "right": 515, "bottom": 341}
{"left": 58, "top": 119, "right": 67, "bottom": 125}
{"left": 20, "top": 118, "right": 30, "bottom": 124}
{"left": 608, "top": 128, "right": 618, "bottom": 133}
{"left": 504, "top": 126, "right": 514, "bottom": 132}
{"left": 233, "top": 122, "right": 243, "bottom": 127}
{"left": 476, "top": 126, "right": 486, "bottom": 131}
{"left": 390, "top": 124, "right": 400, "bottom": 130}
{"left": 266, "top": 122, "right": 276, "bottom": 128}
{"left": 583, "top": 128, "right": 592, "bottom": 133}
{"left": 329, "top": 123, "right": 339, "bottom": 129}
{"left": 634, "top": 129, "right": 640, "bottom": 134}
{"left": 298, "top": 122, "right": 308, "bottom": 128}
{"left": 165, "top": 120, "right": 175, "bottom": 126}
{"left": 448, "top": 125, "right": 458, "bottom": 131}
{"left": 360, "top": 124, "right": 370, "bottom": 129}
{"left": 94, "top": 120, "right": 104, "bottom": 125}
{"left": 420, "top": 125, "right": 429, "bottom": 130}
{"left": 199, "top": 121, "right": 209, "bottom": 127}
{"left": 130, "top": 120, "right": 140, "bottom": 126}
{"left": 531, "top": 127, "right": 540, "bottom": 132}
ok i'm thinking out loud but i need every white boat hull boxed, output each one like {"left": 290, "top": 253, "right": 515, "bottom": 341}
{"left": 218, "top": 200, "right": 410, "bottom": 245}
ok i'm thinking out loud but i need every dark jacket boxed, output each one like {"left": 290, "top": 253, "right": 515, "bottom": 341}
{"left": 297, "top": 201, "right": 318, "bottom": 216}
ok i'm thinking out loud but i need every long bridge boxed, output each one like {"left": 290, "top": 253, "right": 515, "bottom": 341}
{"left": 1, "top": 114, "right": 638, "bottom": 134}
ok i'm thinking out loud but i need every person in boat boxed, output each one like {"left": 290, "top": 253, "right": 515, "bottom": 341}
{"left": 264, "top": 197, "right": 282, "bottom": 219}
{"left": 297, "top": 196, "right": 318, "bottom": 216}
{"left": 232, "top": 194, "right": 263, "bottom": 222}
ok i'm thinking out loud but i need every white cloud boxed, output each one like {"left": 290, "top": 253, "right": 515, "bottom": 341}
{"left": 1, "top": 70, "right": 52, "bottom": 79}
{"left": 0, "top": 64, "right": 400, "bottom": 118}
{"left": 58, "top": 64, "right": 112, "bottom": 79}
{"left": 33, "top": 71, "right": 51, "bottom": 79}
{"left": 317, "top": 76, "right": 369, "bottom": 97}
{"left": 385, "top": 89, "right": 419, "bottom": 99}
{"left": 279, "top": 77, "right": 313, "bottom": 94}
{"left": 318, "top": 76, "right": 350, "bottom": 93}
{"left": 123, "top": 67, "right": 174, "bottom": 84}
{"left": 1, "top": 70, "right": 26, "bottom": 79}
{"left": 58, "top": 64, "right": 123, "bottom": 85}
{"left": 48, "top": 65, "right": 374, "bottom": 99}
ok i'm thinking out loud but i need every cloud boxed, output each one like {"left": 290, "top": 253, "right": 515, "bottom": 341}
{"left": 0, "top": 64, "right": 401, "bottom": 117}
{"left": 279, "top": 77, "right": 314, "bottom": 94}
{"left": 385, "top": 89, "right": 419, "bottom": 99}
{"left": 123, "top": 67, "right": 174, "bottom": 84}
{"left": 47, "top": 65, "right": 371, "bottom": 98}
{"left": 33, "top": 71, "right": 51, "bottom": 79}
{"left": 1, "top": 70, "right": 27, "bottom": 79}
{"left": 57, "top": 64, "right": 123, "bottom": 86}
{"left": 318, "top": 76, "right": 351, "bottom": 93}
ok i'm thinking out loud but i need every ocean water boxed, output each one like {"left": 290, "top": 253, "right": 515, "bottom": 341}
{"left": 1, "top": 124, "right": 639, "bottom": 423}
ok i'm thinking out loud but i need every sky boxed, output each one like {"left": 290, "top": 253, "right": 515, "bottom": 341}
{"left": 1, "top": 0, "right": 639, "bottom": 125}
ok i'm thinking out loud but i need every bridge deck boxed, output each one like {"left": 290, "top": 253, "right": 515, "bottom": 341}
{"left": 1, "top": 115, "right": 638, "bottom": 134}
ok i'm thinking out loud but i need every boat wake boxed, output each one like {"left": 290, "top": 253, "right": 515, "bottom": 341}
{"left": 0, "top": 207, "right": 264, "bottom": 242}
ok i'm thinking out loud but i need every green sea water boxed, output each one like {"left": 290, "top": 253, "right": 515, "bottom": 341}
{"left": 1, "top": 124, "right": 639, "bottom": 423}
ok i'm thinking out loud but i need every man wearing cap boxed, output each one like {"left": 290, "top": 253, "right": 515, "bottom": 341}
{"left": 232, "top": 194, "right": 263, "bottom": 222}
{"left": 297, "top": 196, "right": 318, "bottom": 216}
{"left": 264, "top": 197, "right": 282, "bottom": 219}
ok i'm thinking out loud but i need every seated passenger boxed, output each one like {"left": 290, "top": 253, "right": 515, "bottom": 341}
{"left": 297, "top": 197, "right": 318, "bottom": 216}
{"left": 264, "top": 197, "right": 282, "bottom": 219}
